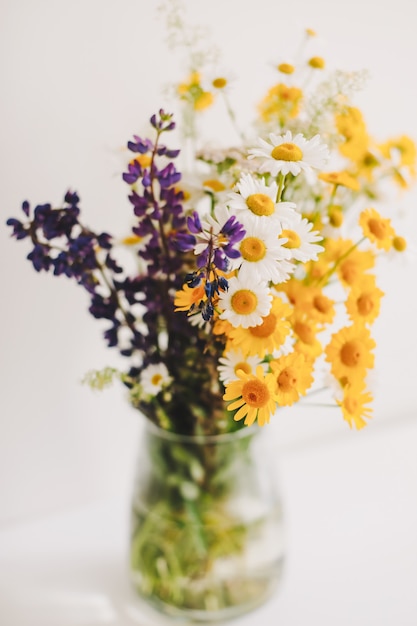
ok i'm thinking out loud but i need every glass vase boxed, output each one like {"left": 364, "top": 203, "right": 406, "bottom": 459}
{"left": 129, "top": 420, "right": 285, "bottom": 622}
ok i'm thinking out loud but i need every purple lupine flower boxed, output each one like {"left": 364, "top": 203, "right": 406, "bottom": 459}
{"left": 127, "top": 136, "right": 153, "bottom": 154}
{"left": 6, "top": 218, "right": 28, "bottom": 240}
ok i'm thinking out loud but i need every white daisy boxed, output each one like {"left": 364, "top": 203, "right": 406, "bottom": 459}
{"left": 231, "top": 219, "right": 295, "bottom": 284}
{"left": 218, "top": 276, "right": 272, "bottom": 328}
{"left": 226, "top": 173, "right": 299, "bottom": 227}
{"left": 140, "top": 363, "right": 172, "bottom": 397}
{"left": 248, "top": 130, "right": 329, "bottom": 178}
{"left": 218, "top": 349, "right": 266, "bottom": 384}
{"left": 280, "top": 218, "right": 324, "bottom": 262}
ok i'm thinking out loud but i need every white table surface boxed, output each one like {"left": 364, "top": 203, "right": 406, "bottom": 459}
{"left": 1, "top": 414, "right": 416, "bottom": 626}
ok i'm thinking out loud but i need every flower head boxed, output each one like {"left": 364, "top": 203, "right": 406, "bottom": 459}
{"left": 224, "top": 366, "right": 277, "bottom": 426}
{"left": 140, "top": 363, "right": 172, "bottom": 397}
{"left": 218, "top": 276, "right": 272, "bottom": 329}
{"left": 270, "top": 352, "right": 314, "bottom": 406}
{"left": 248, "top": 131, "right": 329, "bottom": 179}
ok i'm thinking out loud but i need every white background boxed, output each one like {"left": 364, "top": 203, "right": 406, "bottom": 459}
{"left": 1, "top": 0, "right": 416, "bottom": 532}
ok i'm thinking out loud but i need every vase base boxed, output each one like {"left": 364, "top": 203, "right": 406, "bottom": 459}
{"left": 130, "top": 558, "right": 284, "bottom": 623}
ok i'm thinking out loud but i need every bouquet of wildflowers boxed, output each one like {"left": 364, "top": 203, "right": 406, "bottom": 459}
{"left": 7, "top": 13, "right": 415, "bottom": 438}
{"left": 6, "top": 3, "right": 416, "bottom": 615}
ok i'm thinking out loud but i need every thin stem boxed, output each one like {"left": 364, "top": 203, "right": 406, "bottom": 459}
{"left": 220, "top": 91, "right": 246, "bottom": 143}
{"left": 276, "top": 173, "right": 286, "bottom": 202}
{"left": 317, "top": 236, "right": 366, "bottom": 287}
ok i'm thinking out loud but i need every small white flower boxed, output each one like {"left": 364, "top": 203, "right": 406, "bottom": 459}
{"left": 218, "top": 349, "right": 266, "bottom": 384}
{"left": 140, "top": 363, "right": 172, "bottom": 397}
{"left": 280, "top": 218, "right": 324, "bottom": 262}
{"left": 248, "top": 130, "right": 329, "bottom": 179}
{"left": 218, "top": 275, "right": 272, "bottom": 328}
{"left": 231, "top": 219, "right": 294, "bottom": 284}
{"left": 227, "top": 173, "right": 299, "bottom": 227}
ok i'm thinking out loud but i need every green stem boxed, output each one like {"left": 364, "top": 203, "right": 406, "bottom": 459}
{"left": 276, "top": 173, "right": 286, "bottom": 202}
{"left": 317, "top": 236, "right": 366, "bottom": 286}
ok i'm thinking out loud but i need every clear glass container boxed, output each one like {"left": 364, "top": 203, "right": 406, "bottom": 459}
{"left": 129, "top": 421, "right": 285, "bottom": 622}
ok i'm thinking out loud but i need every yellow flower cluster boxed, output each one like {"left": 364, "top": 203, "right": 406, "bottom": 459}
{"left": 171, "top": 28, "right": 415, "bottom": 432}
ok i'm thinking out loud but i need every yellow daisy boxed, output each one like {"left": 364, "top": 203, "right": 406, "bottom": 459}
{"left": 291, "top": 314, "right": 322, "bottom": 359}
{"left": 228, "top": 296, "right": 292, "bottom": 358}
{"left": 296, "top": 285, "right": 336, "bottom": 324}
{"left": 345, "top": 274, "right": 384, "bottom": 326}
{"left": 318, "top": 170, "right": 360, "bottom": 191}
{"left": 325, "top": 324, "right": 375, "bottom": 384}
{"left": 174, "top": 284, "right": 206, "bottom": 313}
{"left": 330, "top": 240, "right": 375, "bottom": 287}
{"left": 270, "top": 352, "right": 314, "bottom": 406}
{"left": 224, "top": 366, "right": 277, "bottom": 427}
{"left": 257, "top": 83, "right": 303, "bottom": 124}
{"left": 335, "top": 106, "right": 369, "bottom": 163}
{"left": 359, "top": 208, "right": 395, "bottom": 251}
{"left": 379, "top": 135, "right": 416, "bottom": 169}
{"left": 273, "top": 278, "right": 308, "bottom": 308}
{"left": 337, "top": 382, "right": 373, "bottom": 430}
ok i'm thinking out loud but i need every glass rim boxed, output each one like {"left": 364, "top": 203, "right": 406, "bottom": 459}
{"left": 142, "top": 416, "right": 261, "bottom": 444}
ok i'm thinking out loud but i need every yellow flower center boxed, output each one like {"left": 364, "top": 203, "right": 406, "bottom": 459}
{"left": 234, "top": 362, "right": 252, "bottom": 376}
{"left": 249, "top": 313, "right": 277, "bottom": 338}
{"left": 340, "top": 340, "right": 364, "bottom": 367}
{"left": 308, "top": 56, "right": 325, "bottom": 69}
{"left": 231, "top": 289, "right": 258, "bottom": 315}
{"left": 368, "top": 217, "right": 388, "bottom": 239}
{"left": 203, "top": 179, "right": 226, "bottom": 192}
{"left": 151, "top": 374, "right": 163, "bottom": 386}
{"left": 242, "top": 379, "right": 270, "bottom": 407}
{"left": 212, "top": 77, "right": 227, "bottom": 89}
{"left": 277, "top": 63, "right": 295, "bottom": 75}
{"left": 271, "top": 142, "right": 303, "bottom": 161}
{"left": 313, "top": 294, "right": 332, "bottom": 314}
{"left": 277, "top": 367, "right": 297, "bottom": 392}
{"left": 281, "top": 229, "right": 301, "bottom": 249}
{"left": 340, "top": 260, "right": 358, "bottom": 285}
{"left": 357, "top": 294, "right": 374, "bottom": 316}
{"left": 246, "top": 193, "right": 275, "bottom": 216}
{"left": 240, "top": 237, "right": 266, "bottom": 262}
{"left": 393, "top": 235, "right": 407, "bottom": 252}
{"left": 294, "top": 321, "right": 315, "bottom": 345}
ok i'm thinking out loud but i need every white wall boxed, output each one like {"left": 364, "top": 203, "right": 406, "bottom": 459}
{"left": 1, "top": 0, "right": 416, "bottom": 525}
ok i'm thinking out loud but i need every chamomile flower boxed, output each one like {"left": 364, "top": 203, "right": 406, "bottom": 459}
{"left": 140, "top": 363, "right": 172, "bottom": 397}
{"left": 280, "top": 217, "right": 324, "bottom": 262}
{"left": 227, "top": 173, "right": 298, "bottom": 225}
{"left": 231, "top": 219, "right": 294, "bottom": 283}
{"left": 219, "top": 276, "right": 272, "bottom": 328}
{"left": 248, "top": 130, "right": 329, "bottom": 178}
{"left": 218, "top": 349, "right": 266, "bottom": 384}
